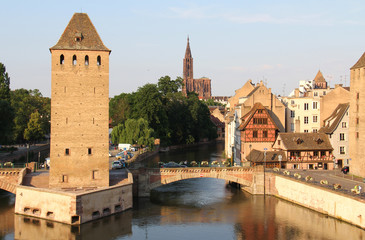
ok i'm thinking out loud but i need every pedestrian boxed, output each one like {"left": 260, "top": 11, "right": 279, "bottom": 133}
{"left": 359, "top": 185, "right": 362, "bottom": 193}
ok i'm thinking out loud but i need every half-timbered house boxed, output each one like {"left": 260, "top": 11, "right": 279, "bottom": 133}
{"left": 238, "top": 102, "right": 280, "bottom": 164}
{"left": 272, "top": 132, "right": 334, "bottom": 170}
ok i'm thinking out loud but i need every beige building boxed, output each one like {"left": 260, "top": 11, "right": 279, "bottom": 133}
{"left": 225, "top": 80, "right": 285, "bottom": 158}
{"left": 319, "top": 103, "right": 349, "bottom": 168}
{"left": 49, "top": 13, "right": 111, "bottom": 188}
{"left": 350, "top": 52, "right": 365, "bottom": 177}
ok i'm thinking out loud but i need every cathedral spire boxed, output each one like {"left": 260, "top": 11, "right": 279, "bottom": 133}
{"left": 185, "top": 36, "right": 192, "bottom": 59}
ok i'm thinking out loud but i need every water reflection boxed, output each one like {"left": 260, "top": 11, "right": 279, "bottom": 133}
{"left": 14, "top": 210, "right": 133, "bottom": 240}
{"left": 2, "top": 143, "right": 365, "bottom": 239}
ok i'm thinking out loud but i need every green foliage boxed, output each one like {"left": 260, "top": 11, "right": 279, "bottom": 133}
{"left": 0, "top": 62, "right": 14, "bottom": 144}
{"left": 0, "top": 63, "right": 10, "bottom": 101}
{"left": 109, "top": 76, "right": 217, "bottom": 147}
{"left": 203, "top": 98, "right": 224, "bottom": 106}
{"left": 111, "top": 118, "right": 154, "bottom": 148}
{"left": 24, "top": 111, "right": 45, "bottom": 143}
{"left": 11, "top": 89, "right": 50, "bottom": 143}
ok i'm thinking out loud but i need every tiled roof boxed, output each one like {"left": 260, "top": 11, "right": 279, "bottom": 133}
{"left": 238, "top": 102, "right": 279, "bottom": 130}
{"left": 210, "top": 115, "right": 224, "bottom": 127}
{"left": 247, "top": 149, "right": 287, "bottom": 163}
{"left": 278, "top": 132, "right": 332, "bottom": 151}
{"left": 319, "top": 103, "right": 349, "bottom": 134}
{"left": 50, "top": 13, "right": 110, "bottom": 52}
{"left": 351, "top": 52, "right": 365, "bottom": 70}
{"left": 313, "top": 70, "right": 326, "bottom": 82}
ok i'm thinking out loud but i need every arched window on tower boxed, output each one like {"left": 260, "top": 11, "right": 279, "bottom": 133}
{"left": 85, "top": 55, "right": 89, "bottom": 66}
{"left": 60, "top": 54, "right": 64, "bottom": 65}
{"left": 73, "top": 55, "right": 77, "bottom": 65}
{"left": 97, "top": 56, "right": 101, "bottom": 66}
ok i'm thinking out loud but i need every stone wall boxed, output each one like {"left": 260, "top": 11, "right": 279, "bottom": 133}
{"left": 266, "top": 173, "right": 365, "bottom": 229}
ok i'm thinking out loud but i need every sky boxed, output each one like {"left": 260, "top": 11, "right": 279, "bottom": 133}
{"left": 1, "top": 0, "right": 365, "bottom": 98}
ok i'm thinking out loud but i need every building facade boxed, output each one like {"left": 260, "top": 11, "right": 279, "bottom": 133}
{"left": 238, "top": 103, "right": 279, "bottom": 165}
{"left": 272, "top": 132, "right": 334, "bottom": 170}
{"left": 349, "top": 52, "right": 365, "bottom": 177}
{"left": 182, "top": 37, "right": 212, "bottom": 99}
{"left": 319, "top": 103, "right": 349, "bottom": 168}
{"left": 49, "top": 13, "right": 110, "bottom": 188}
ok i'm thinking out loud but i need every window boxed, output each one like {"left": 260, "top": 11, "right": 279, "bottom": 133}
{"left": 253, "top": 131, "right": 258, "bottom": 138}
{"left": 290, "top": 110, "right": 295, "bottom": 118}
{"left": 304, "top": 130, "right": 309, "bottom": 133}
{"left": 340, "top": 133, "right": 345, "bottom": 141}
{"left": 263, "top": 131, "right": 268, "bottom": 138}
{"left": 357, "top": 132, "right": 359, "bottom": 139}
{"left": 85, "top": 55, "right": 89, "bottom": 66}
{"left": 342, "top": 122, "right": 347, "bottom": 128}
{"left": 257, "top": 110, "right": 263, "bottom": 114}
{"left": 313, "top": 116, "right": 318, "bottom": 123}
{"left": 304, "top": 103, "right": 309, "bottom": 110}
{"left": 60, "top": 54, "right": 64, "bottom": 65}
{"left": 357, "top": 118, "right": 359, "bottom": 124}
{"left": 340, "top": 146, "right": 345, "bottom": 154}
{"left": 357, "top": 92, "right": 360, "bottom": 100}
{"left": 304, "top": 116, "right": 309, "bottom": 124}
{"left": 313, "top": 129, "right": 318, "bottom": 133}
{"left": 88, "top": 148, "right": 92, "bottom": 155}
{"left": 62, "top": 175, "right": 68, "bottom": 183}
{"left": 314, "top": 92, "right": 318, "bottom": 96}
{"left": 92, "top": 170, "right": 99, "bottom": 180}
{"left": 290, "top": 123, "right": 294, "bottom": 132}
{"left": 65, "top": 148, "right": 70, "bottom": 155}
{"left": 253, "top": 118, "right": 268, "bottom": 125}
{"left": 321, "top": 151, "right": 326, "bottom": 157}
{"left": 313, "top": 102, "right": 318, "bottom": 109}
{"left": 313, "top": 151, "right": 318, "bottom": 156}
{"left": 323, "top": 91, "right": 326, "bottom": 95}
{"left": 97, "top": 56, "right": 101, "bottom": 66}
{"left": 72, "top": 55, "right": 77, "bottom": 65}
{"left": 291, "top": 100, "right": 295, "bottom": 104}
{"left": 278, "top": 140, "right": 281, "bottom": 145}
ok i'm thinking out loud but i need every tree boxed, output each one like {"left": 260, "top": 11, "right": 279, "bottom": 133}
{"left": 11, "top": 89, "right": 50, "bottom": 143}
{"left": 0, "top": 62, "right": 14, "bottom": 144}
{"left": 24, "top": 111, "right": 45, "bottom": 144}
{"left": 157, "top": 76, "right": 183, "bottom": 97}
{"left": 109, "top": 93, "right": 132, "bottom": 127}
{"left": 111, "top": 118, "right": 155, "bottom": 148}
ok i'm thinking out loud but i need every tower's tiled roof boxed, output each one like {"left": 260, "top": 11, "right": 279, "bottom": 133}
{"left": 313, "top": 70, "right": 326, "bottom": 82}
{"left": 351, "top": 52, "right": 365, "bottom": 70}
{"left": 50, "top": 13, "right": 110, "bottom": 52}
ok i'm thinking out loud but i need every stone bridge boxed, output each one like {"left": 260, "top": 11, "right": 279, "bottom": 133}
{"left": 0, "top": 168, "right": 28, "bottom": 194}
{"left": 132, "top": 166, "right": 265, "bottom": 197}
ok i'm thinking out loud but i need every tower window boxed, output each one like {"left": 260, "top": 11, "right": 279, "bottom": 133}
{"left": 85, "top": 55, "right": 89, "bottom": 66}
{"left": 72, "top": 55, "right": 77, "bottom": 65}
{"left": 62, "top": 175, "right": 68, "bottom": 183}
{"left": 65, "top": 148, "right": 70, "bottom": 155}
{"left": 88, "top": 148, "right": 92, "bottom": 155}
{"left": 60, "top": 54, "right": 64, "bottom": 65}
{"left": 97, "top": 56, "right": 101, "bottom": 66}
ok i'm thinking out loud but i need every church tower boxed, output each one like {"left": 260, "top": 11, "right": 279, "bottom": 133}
{"left": 183, "top": 37, "right": 193, "bottom": 95}
{"left": 349, "top": 52, "right": 365, "bottom": 178}
{"left": 49, "top": 13, "right": 111, "bottom": 188}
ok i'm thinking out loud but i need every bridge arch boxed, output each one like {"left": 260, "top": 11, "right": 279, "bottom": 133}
{"left": 135, "top": 167, "right": 263, "bottom": 197}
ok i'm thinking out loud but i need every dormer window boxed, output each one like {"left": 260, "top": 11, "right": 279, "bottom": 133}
{"left": 75, "top": 32, "right": 83, "bottom": 42}
{"left": 316, "top": 138, "right": 323, "bottom": 144}
{"left": 295, "top": 137, "right": 303, "bottom": 144}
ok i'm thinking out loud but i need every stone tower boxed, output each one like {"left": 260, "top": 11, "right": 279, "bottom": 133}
{"left": 349, "top": 52, "right": 365, "bottom": 177}
{"left": 313, "top": 70, "right": 327, "bottom": 89}
{"left": 182, "top": 37, "right": 193, "bottom": 95}
{"left": 49, "top": 13, "right": 111, "bottom": 188}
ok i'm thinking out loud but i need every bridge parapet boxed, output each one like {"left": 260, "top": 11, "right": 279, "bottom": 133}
{"left": 0, "top": 168, "right": 28, "bottom": 194}
{"left": 134, "top": 166, "right": 265, "bottom": 197}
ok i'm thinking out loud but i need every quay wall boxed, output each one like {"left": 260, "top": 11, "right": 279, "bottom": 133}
{"left": 15, "top": 171, "right": 133, "bottom": 225}
{"left": 267, "top": 174, "right": 365, "bottom": 229}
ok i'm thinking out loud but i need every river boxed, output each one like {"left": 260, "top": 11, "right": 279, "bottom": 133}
{"left": 1, "top": 142, "right": 365, "bottom": 240}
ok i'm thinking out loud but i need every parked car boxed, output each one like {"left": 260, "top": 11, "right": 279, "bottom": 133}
{"left": 116, "top": 151, "right": 128, "bottom": 160}
{"left": 341, "top": 166, "right": 349, "bottom": 174}
{"left": 161, "top": 162, "right": 187, "bottom": 168}
{"left": 112, "top": 161, "right": 123, "bottom": 169}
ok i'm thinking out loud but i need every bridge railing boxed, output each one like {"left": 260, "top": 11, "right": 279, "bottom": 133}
{"left": 0, "top": 162, "right": 26, "bottom": 169}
